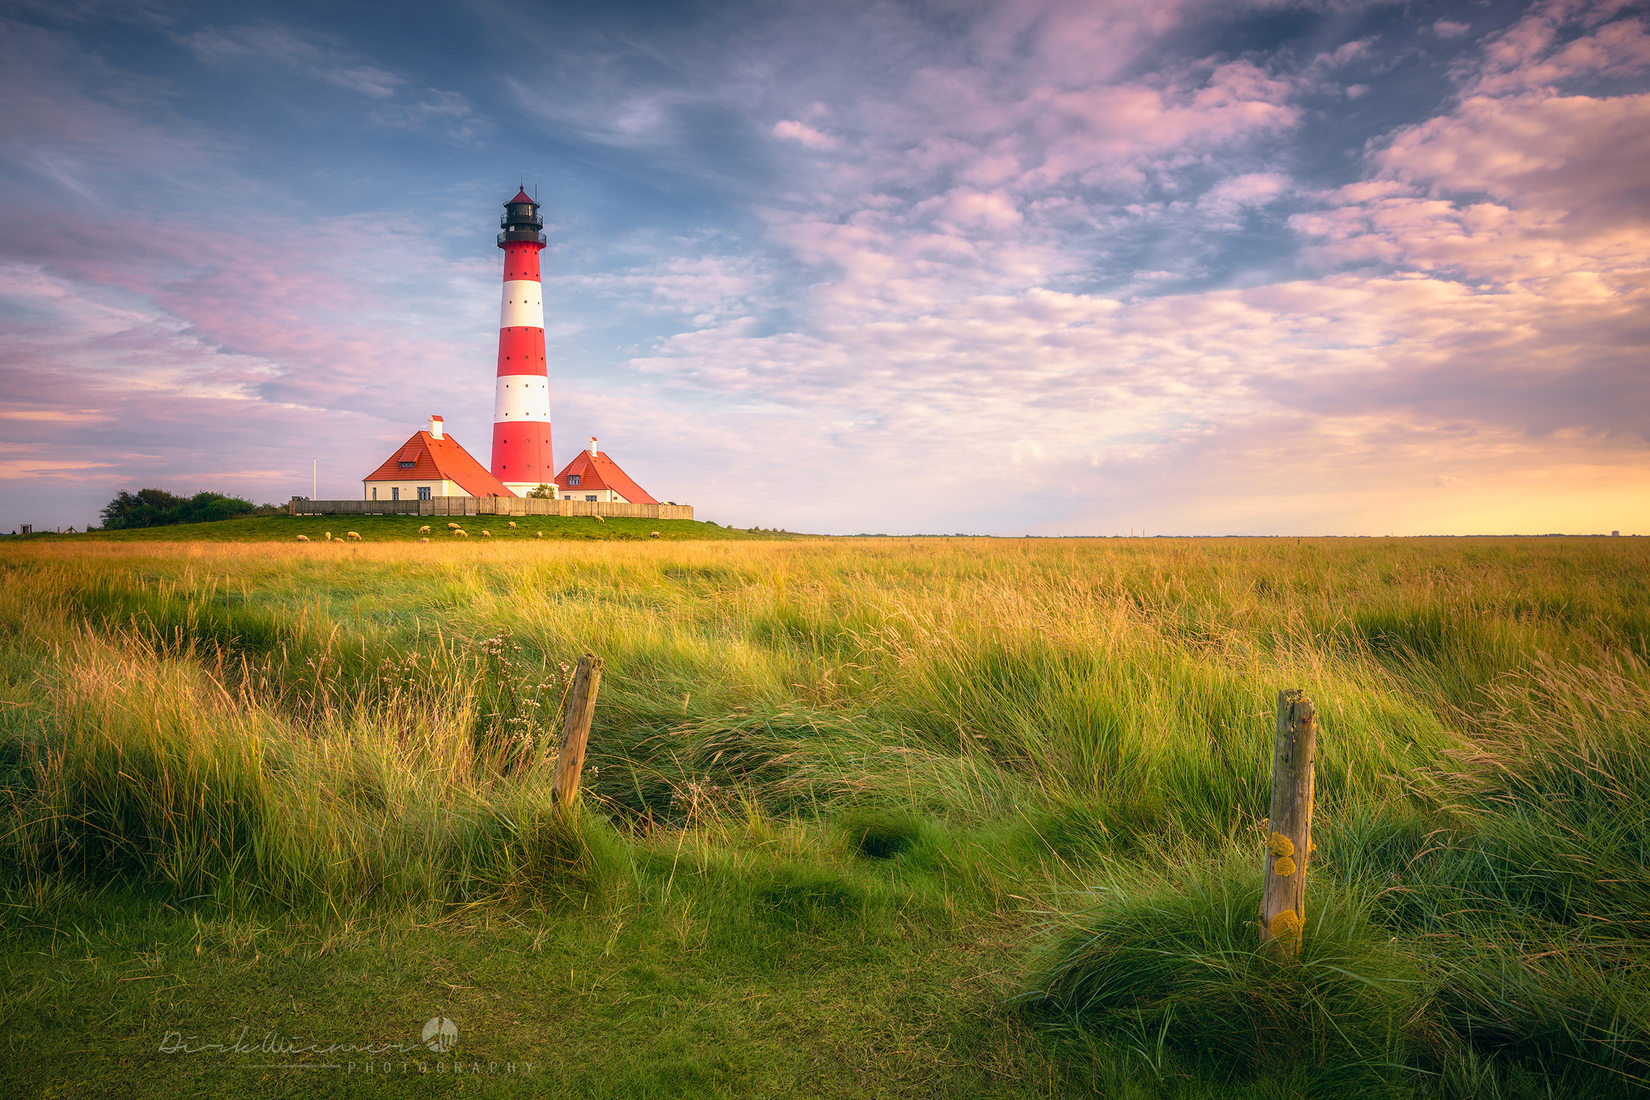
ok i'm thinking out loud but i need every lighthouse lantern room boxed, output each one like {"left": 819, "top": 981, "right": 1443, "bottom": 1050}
{"left": 492, "top": 189, "right": 555, "bottom": 495}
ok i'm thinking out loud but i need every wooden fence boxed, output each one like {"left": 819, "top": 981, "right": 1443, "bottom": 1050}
{"left": 289, "top": 496, "right": 694, "bottom": 521}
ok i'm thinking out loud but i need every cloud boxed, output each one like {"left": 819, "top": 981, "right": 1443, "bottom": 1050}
{"left": 370, "top": 90, "right": 488, "bottom": 141}
{"left": 923, "top": 188, "right": 1023, "bottom": 231}
{"left": 179, "top": 22, "right": 405, "bottom": 98}
{"left": 560, "top": 252, "right": 767, "bottom": 326}
{"left": 175, "top": 21, "right": 485, "bottom": 140}
{"left": 0, "top": 457, "right": 119, "bottom": 478}
{"left": 1196, "top": 172, "right": 1292, "bottom": 226}
{"left": 1377, "top": 92, "right": 1650, "bottom": 230}
{"left": 1292, "top": 3, "right": 1650, "bottom": 293}
{"left": 1465, "top": 0, "right": 1650, "bottom": 96}
{"left": 0, "top": 408, "right": 109, "bottom": 423}
{"left": 772, "top": 119, "right": 838, "bottom": 150}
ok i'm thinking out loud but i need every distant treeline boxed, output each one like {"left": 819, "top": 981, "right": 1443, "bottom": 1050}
{"left": 98, "top": 489, "right": 282, "bottom": 530}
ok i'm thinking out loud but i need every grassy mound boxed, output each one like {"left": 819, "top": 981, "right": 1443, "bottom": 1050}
{"left": 1027, "top": 861, "right": 1430, "bottom": 1091}
{"left": 26, "top": 512, "right": 783, "bottom": 542}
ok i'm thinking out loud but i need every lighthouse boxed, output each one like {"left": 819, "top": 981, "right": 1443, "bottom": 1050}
{"left": 491, "top": 188, "right": 554, "bottom": 494}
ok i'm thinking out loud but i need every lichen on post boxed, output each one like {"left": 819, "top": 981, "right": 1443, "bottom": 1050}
{"left": 1260, "top": 689, "right": 1316, "bottom": 957}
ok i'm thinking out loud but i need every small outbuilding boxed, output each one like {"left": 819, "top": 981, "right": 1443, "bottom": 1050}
{"left": 554, "top": 437, "right": 656, "bottom": 504}
{"left": 363, "top": 415, "right": 516, "bottom": 502}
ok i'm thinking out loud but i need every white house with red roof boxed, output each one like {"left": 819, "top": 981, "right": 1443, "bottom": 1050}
{"left": 362, "top": 416, "right": 514, "bottom": 502}
{"left": 554, "top": 437, "right": 657, "bottom": 504}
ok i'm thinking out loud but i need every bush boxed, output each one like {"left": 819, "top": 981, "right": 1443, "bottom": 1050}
{"left": 99, "top": 488, "right": 275, "bottom": 529}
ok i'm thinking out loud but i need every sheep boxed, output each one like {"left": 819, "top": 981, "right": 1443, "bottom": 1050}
{"left": 592, "top": 515, "right": 605, "bottom": 523}
{"left": 447, "top": 522, "right": 461, "bottom": 530}
{"left": 535, "top": 531, "right": 544, "bottom": 539}
{"left": 454, "top": 529, "right": 469, "bottom": 537}
{"left": 480, "top": 530, "right": 492, "bottom": 538}
{"left": 325, "top": 531, "right": 333, "bottom": 541}
{"left": 419, "top": 537, "right": 429, "bottom": 544}
{"left": 418, "top": 525, "right": 431, "bottom": 535}
{"left": 650, "top": 531, "right": 661, "bottom": 539}
{"left": 295, "top": 534, "right": 311, "bottom": 542}
{"left": 346, "top": 531, "right": 362, "bottom": 541}
{"left": 507, "top": 521, "right": 517, "bottom": 529}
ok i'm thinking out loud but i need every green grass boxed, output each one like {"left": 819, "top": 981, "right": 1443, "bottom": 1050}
{"left": 1, "top": 535, "right": 1647, "bottom": 1097}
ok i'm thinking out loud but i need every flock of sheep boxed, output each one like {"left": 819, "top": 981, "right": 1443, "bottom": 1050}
{"left": 297, "top": 520, "right": 661, "bottom": 543}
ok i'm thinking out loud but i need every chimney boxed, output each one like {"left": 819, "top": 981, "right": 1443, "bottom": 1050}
{"left": 589, "top": 436, "right": 598, "bottom": 456}
{"left": 429, "top": 415, "right": 444, "bottom": 440}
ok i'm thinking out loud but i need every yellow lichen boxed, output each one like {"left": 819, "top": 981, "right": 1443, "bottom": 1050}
{"left": 1274, "top": 855, "right": 1297, "bottom": 877}
{"left": 1269, "top": 908, "right": 1303, "bottom": 952}
{"left": 1267, "top": 832, "right": 1294, "bottom": 859}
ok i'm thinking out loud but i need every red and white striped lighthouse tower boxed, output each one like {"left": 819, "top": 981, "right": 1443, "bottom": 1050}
{"left": 490, "top": 188, "right": 554, "bottom": 494}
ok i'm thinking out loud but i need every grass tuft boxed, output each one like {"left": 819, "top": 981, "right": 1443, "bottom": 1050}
{"left": 1027, "top": 856, "right": 1432, "bottom": 1089}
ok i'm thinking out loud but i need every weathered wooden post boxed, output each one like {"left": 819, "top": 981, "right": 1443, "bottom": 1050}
{"left": 553, "top": 654, "right": 603, "bottom": 810}
{"left": 1260, "top": 689, "right": 1316, "bottom": 957}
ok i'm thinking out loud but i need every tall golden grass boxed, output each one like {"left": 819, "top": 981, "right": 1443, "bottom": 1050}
{"left": 3, "top": 535, "right": 1647, "bottom": 1088}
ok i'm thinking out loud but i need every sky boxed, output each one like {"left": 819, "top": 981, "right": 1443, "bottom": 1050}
{"left": 1, "top": 0, "right": 1647, "bottom": 536}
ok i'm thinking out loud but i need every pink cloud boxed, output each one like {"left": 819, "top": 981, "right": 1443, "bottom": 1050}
{"left": 1197, "top": 172, "right": 1291, "bottom": 225}
{"left": 772, "top": 119, "right": 839, "bottom": 150}
{"left": 1467, "top": 0, "right": 1650, "bottom": 95}
{"left": 1378, "top": 93, "right": 1650, "bottom": 215}
{"left": 925, "top": 188, "right": 1023, "bottom": 231}
{"left": 1292, "top": 1, "right": 1650, "bottom": 298}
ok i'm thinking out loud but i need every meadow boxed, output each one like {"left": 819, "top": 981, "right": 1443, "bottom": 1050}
{"left": 0, "top": 531, "right": 1646, "bottom": 1098}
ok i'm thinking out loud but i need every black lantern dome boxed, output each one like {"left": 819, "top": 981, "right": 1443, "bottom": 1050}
{"left": 498, "top": 188, "right": 546, "bottom": 247}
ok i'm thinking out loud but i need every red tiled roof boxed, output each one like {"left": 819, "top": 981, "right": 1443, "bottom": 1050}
{"left": 507, "top": 189, "right": 535, "bottom": 205}
{"left": 553, "top": 449, "right": 657, "bottom": 504}
{"left": 363, "top": 431, "right": 515, "bottom": 497}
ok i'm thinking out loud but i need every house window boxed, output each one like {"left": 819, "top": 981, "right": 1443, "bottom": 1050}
{"left": 585, "top": 495, "right": 597, "bottom": 502}
{"left": 568, "top": 475, "right": 580, "bottom": 486}
{"left": 399, "top": 461, "right": 415, "bottom": 469}
{"left": 418, "top": 486, "right": 432, "bottom": 500}
{"left": 391, "top": 487, "right": 400, "bottom": 501}
{"left": 371, "top": 487, "right": 377, "bottom": 500}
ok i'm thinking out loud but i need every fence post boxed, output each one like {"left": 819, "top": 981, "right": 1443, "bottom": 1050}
{"left": 553, "top": 654, "right": 603, "bottom": 811}
{"left": 1260, "top": 689, "right": 1316, "bottom": 957}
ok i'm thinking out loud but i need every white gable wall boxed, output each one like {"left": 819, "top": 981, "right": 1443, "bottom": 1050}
{"left": 363, "top": 478, "right": 464, "bottom": 501}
